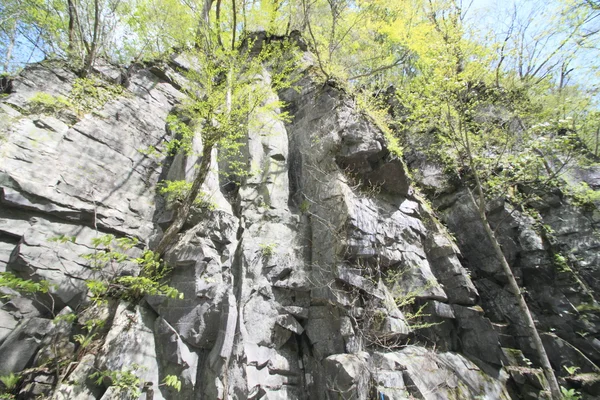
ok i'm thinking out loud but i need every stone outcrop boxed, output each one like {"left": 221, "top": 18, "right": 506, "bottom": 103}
{"left": 0, "top": 45, "right": 598, "bottom": 399}
{"left": 405, "top": 127, "right": 600, "bottom": 398}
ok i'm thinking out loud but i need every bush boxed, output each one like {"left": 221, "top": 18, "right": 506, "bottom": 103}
{"left": 81, "top": 235, "right": 183, "bottom": 302}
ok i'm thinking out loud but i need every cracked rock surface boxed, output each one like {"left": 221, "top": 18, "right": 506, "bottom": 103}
{"left": 1, "top": 53, "right": 598, "bottom": 399}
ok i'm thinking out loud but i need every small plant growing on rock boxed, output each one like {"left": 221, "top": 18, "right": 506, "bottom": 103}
{"left": 28, "top": 92, "right": 72, "bottom": 114}
{"left": 69, "top": 77, "right": 123, "bottom": 114}
{"left": 0, "top": 272, "right": 51, "bottom": 299}
{"left": 158, "top": 180, "right": 217, "bottom": 210}
{"left": 566, "top": 182, "right": 600, "bottom": 211}
{"left": 259, "top": 243, "right": 277, "bottom": 259}
{"left": 563, "top": 365, "right": 581, "bottom": 376}
{"left": 553, "top": 253, "right": 572, "bottom": 273}
{"left": 355, "top": 91, "right": 403, "bottom": 158}
{"left": 576, "top": 302, "right": 600, "bottom": 313}
{"left": 165, "top": 113, "right": 195, "bottom": 155}
{"left": 0, "top": 373, "right": 20, "bottom": 392}
{"left": 561, "top": 386, "right": 581, "bottom": 400}
{"left": 0, "top": 372, "right": 21, "bottom": 399}
{"left": 81, "top": 235, "right": 183, "bottom": 302}
{"left": 73, "top": 317, "right": 106, "bottom": 357}
{"left": 0, "top": 272, "right": 57, "bottom": 315}
{"left": 91, "top": 366, "right": 142, "bottom": 399}
{"left": 299, "top": 199, "right": 310, "bottom": 213}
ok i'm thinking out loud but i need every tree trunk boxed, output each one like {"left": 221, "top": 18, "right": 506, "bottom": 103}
{"left": 2, "top": 22, "right": 16, "bottom": 73}
{"left": 196, "top": 0, "right": 214, "bottom": 47}
{"left": 231, "top": 0, "right": 237, "bottom": 50}
{"left": 67, "top": 0, "right": 76, "bottom": 52}
{"left": 465, "top": 186, "right": 562, "bottom": 399}
{"left": 595, "top": 125, "right": 599, "bottom": 156}
{"left": 215, "top": 0, "right": 223, "bottom": 48}
{"left": 154, "top": 143, "right": 214, "bottom": 256}
{"left": 460, "top": 119, "right": 561, "bottom": 399}
{"left": 83, "top": 0, "right": 101, "bottom": 76}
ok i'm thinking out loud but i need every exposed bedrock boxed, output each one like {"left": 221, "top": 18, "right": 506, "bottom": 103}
{"left": 0, "top": 52, "right": 597, "bottom": 399}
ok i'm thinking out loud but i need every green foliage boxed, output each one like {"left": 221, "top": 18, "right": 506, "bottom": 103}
{"left": 162, "top": 375, "right": 181, "bottom": 392}
{"left": 355, "top": 92, "right": 403, "bottom": 158}
{"left": 165, "top": 114, "right": 195, "bottom": 155}
{"left": 73, "top": 331, "right": 98, "bottom": 350}
{"left": 553, "top": 253, "right": 572, "bottom": 273}
{"left": 173, "top": 38, "right": 300, "bottom": 186}
{"left": 116, "top": 275, "right": 182, "bottom": 301}
{"left": 138, "top": 145, "right": 162, "bottom": 159}
{"left": 0, "top": 374, "right": 19, "bottom": 391}
{"left": 69, "top": 77, "right": 124, "bottom": 114}
{"left": 0, "top": 272, "right": 50, "bottom": 299}
{"left": 299, "top": 200, "right": 311, "bottom": 213}
{"left": 48, "top": 234, "right": 77, "bottom": 244}
{"left": 157, "top": 180, "right": 217, "bottom": 210}
{"left": 0, "top": 372, "right": 19, "bottom": 400}
{"left": 157, "top": 179, "right": 191, "bottom": 203}
{"left": 561, "top": 386, "right": 582, "bottom": 400}
{"left": 86, "top": 280, "right": 109, "bottom": 304}
{"left": 81, "top": 235, "right": 182, "bottom": 302}
{"left": 125, "top": 0, "right": 195, "bottom": 61}
{"left": 357, "top": 266, "right": 441, "bottom": 349}
{"left": 576, "top": 302, "right": 600, "bottom": 313}
{"left": 259, "top": 243, "right": 277, "bottom": 258}
{"left": 71, "top": 315, "right": 106, "bottom": 357}
{"left": 28, "top": 92, "right": 72, "bottom": 114}
{"left": 91, "top": 367, "right": 142, "bottom": 398}
{"left": 53, "top": 312, "right": 77, "bottom": 324}
{"left": 122, "top": 251, "right": 182, "bottom": 301}
{"left": 563, "top": 365, "right": 581, "bottom": 375}
{"left": 566, "top": 182, "right": 600, "bottom": 210}
{"left": 27, "top": 77, "right": 122, "bottom": 118}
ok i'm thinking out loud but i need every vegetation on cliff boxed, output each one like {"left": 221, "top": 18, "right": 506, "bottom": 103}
{"left": 2, "top": 1, "right": 600, "bottom": 399}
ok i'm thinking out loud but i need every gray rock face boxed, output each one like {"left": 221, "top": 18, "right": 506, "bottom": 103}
{"left": 3, "top": 51, "right": 592, "bottom": 400}
{"left": 404, "top": 120, "right": 600, "bottom": 396}
{"left": 0, "top": 317, "right": 54, "bottom": 375}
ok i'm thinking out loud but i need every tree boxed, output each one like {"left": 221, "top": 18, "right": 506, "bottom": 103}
{"left": 397, "top": 1, "right": 563, "bottom": 397}
{"left": 154, "top": 31, "right": 298, "bottom": 255}
{"left": 0, "top": 0, "right": 64, "bottom": 72}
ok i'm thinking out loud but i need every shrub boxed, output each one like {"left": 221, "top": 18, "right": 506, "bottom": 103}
{"left": 81, "top": 235, "right": 183, "bottom": 302}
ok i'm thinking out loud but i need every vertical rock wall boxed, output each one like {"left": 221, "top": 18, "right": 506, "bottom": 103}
{"left": 2, "top": 49, "right": 597, "bottom": 399}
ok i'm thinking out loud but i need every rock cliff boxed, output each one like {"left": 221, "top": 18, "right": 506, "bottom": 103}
{"left": 0, "top": 47, "right": 599, "bottom": 399}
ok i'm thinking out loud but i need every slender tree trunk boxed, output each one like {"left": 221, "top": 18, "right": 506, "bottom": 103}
{"left": 466, "top": 187, "right": 561, "bottom": 399}
{"left": 67, "top": 0, "right": 76, "bottom": 52}
{"left": 231, "top": 0, "right": 237, "bottom": 50}
{"left": 463, "top": 126, "right": 561, "bottom": 399}
{"left": 595, "top": 125, "right": 599, "bottom": 156}
{"left": 241, "top": 0, "right": 247, "bottom": 34}
{"left": 302, "top": 0, "right": 329, "bottom": 79}
{"left": 3, "top": 22, "right": 16, "bottom": 73}
{"left": 215, "top": 0, "right": 223, "bottom": 48}
{"left": 83, "top": 0, "right": 101, "bottom": 76}
{"left": 196, "top": 0, "right": 214, "bottom": 47}
{"left": 155, "top": 143, "right": 214, "bottom": 256}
